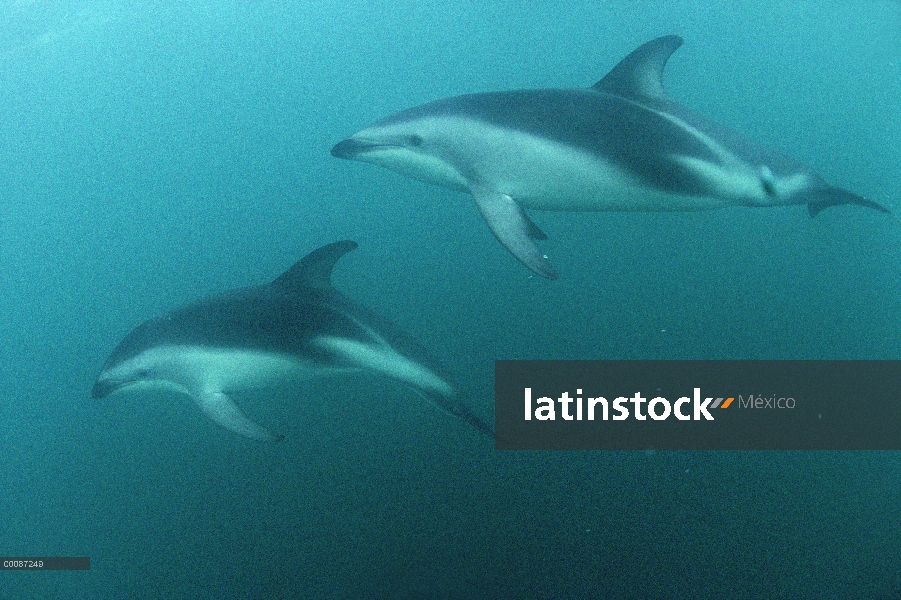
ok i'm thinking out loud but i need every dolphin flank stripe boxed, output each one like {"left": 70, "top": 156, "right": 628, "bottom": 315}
{"left": 332, "top": 35, "right": 889, "bottom": 278}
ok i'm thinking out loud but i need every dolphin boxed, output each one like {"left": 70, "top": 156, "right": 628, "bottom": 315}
{"left": 92, "top": 241, "right": 492, "bottom": 441}
{"left": 331, "top": 35, "right": 889, "bottom": 279}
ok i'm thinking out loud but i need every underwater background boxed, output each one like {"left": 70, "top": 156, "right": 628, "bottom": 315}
{"left": 1, "top": 1, "right": 900, "bottom": 597}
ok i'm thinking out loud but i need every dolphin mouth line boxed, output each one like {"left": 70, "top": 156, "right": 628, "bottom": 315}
{"left": 330, "top": 138, "right": 395, "bottom": 159}
{"left": 91, "top": 378, "right": 119, "bottom": 399}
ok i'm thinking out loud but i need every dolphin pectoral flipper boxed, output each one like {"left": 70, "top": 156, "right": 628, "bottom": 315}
{"left": 525, "top": 217, "right": 549, "bottom": 241}
{"left": 195, "top": 390, "right": 283, "bottom": 442}
{"left": 471, "top": 188, "right": 558, "bottom": 279}
{"left": 806, "top": 186, "right": 891, "bottom": 217}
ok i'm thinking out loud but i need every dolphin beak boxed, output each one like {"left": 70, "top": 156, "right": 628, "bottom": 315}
{"left": 331, "top": 137, "right": 380, "bottom": 159}
{"left": 91, "top": 377, "right": 118, "bottom": 399}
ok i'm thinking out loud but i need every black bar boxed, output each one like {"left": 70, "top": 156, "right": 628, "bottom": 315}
{"left": 0, "top": 557, "right": 90, "bottom": 570}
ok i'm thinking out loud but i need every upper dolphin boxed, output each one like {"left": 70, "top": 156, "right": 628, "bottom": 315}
{"left": 331, "top": 35, "right": 888, "bottom": 279}
{"left": 92, "top": 241, "right": 493, "bottom": 441}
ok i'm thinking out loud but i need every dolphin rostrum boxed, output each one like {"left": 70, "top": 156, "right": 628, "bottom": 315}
{"left": 92, "top": 241, "right": 492, "bottom": 440}
{"left": 332, "top": 35, "right": 888, "bottom": 279}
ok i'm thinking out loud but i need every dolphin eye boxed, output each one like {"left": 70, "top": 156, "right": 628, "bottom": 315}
{"left": 137, "top": 368, "right": 150, "bottom": 378}
{"left": 406, "top": 134, "right": 424, "bottom": 147}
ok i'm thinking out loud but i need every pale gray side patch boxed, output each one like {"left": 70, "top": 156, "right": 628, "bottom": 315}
{"left": 313, "top": 335, "right": 454, "bottom": 397}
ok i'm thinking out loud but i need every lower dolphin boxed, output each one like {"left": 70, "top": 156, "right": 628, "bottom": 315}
{"left": 92, "top": 241, "right": 492, "bottom": 440}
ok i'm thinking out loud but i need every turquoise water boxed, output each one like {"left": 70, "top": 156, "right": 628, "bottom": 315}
{"left": 1, "top": 1, "right": 900, "bottom": 597}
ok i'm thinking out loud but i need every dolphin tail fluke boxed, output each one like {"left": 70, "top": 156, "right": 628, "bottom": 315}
{"left": 195, "top": 390, "right": 283, "bottom": 442}
{"left": 807, "top": 186, "right": 891, "bottom": 217}
{"left": 440, "top": 396, "right": 495, "bottom": 438}
{"left": 471, "top": 188, "right": 558, "bottom": 279}
{"left": 412, "top": 388, "right": 495, "bottom": 438}
{"left": 454, "top": 405, "right": 495, "bottom": 438}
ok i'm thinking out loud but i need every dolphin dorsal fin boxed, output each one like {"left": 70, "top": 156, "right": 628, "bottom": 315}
{"left": 591, "top": 35, "right": 683, "bottom": 100}
{"left": 272, "top": 240, "right": 358, "bottom": 292}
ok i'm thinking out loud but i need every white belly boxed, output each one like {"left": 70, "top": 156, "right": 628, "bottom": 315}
{"left": 116, "top": 345, "right": 346, "bottom": 397}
